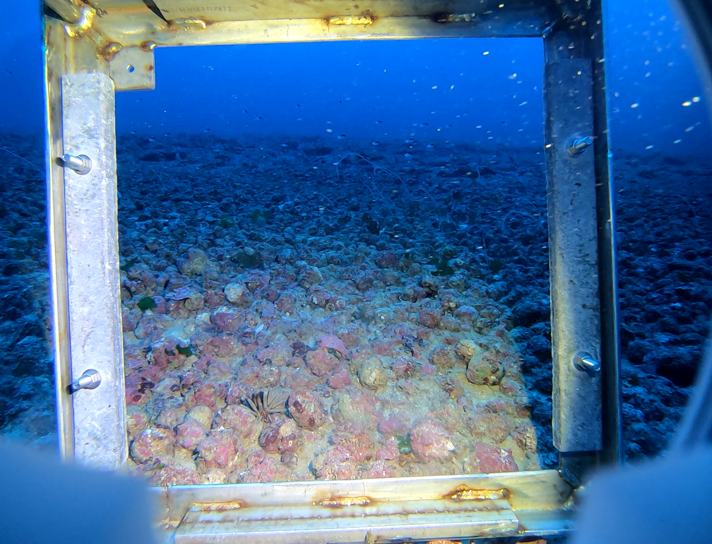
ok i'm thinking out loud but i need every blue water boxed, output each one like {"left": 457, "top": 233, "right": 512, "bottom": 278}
{"left": 1, "top": 0, "right": 710, "bottom": 158}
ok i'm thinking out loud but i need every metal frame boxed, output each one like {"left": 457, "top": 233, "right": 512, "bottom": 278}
{"left": 42, "top": 0, "right": 620, "bottom": 540}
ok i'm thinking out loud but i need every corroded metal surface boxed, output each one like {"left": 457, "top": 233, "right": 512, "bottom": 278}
{"left": 175, "top": 497, "right": 518, "bottom": 543}
{"left": 151, "top": 470, "right": 573, "bottom": 542}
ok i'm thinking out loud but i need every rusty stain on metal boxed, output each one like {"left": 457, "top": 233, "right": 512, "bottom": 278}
{"left": 139, "top": 40, "right": 156, "bottom": 51}
{"left": 191, "top": 500, "right": 245, "bottom": 512}
{"left": 446, "top": 485, "right": 510, "bottom": 502}
{"left": 327, "top": 11, "right": 375, "bottom": 26}
{"left": 317, "top": 495, "right": 372, "bottom": 507}
{"left": 100, "top": 42, "right": 122, "bottom": 61}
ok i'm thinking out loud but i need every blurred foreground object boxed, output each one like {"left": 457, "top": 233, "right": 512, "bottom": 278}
{"left": 0, "top": 439, "right": 156, "bottom": 544}
{"left": 571, "top": 446, "right": 712, "bottom": 544}
{"left": 573, "top": 329, "right": 712, "bottom": 544}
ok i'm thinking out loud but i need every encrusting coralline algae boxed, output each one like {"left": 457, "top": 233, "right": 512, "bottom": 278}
{"left": 119, "top": 137, "right": 544, "bottom": 485}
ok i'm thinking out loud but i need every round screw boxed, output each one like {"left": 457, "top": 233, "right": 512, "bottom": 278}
{"left": 58, "top": 154, "right": 92, "bottom": 175}
{"left": 573, "top": 352, "right": 601, "bottom": 373}
{"left": 567, "top": 136, "right": 594, "bottom": 157}
{"left": 69, "top": 369, "right": 101, "bottom": 393}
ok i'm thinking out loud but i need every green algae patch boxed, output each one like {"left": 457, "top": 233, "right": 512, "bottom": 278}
{"left": 176, "top": 345, "right": 193, "bottom": 357}
{"left": 137, "top": 296, "right": 157, "bottom": 312}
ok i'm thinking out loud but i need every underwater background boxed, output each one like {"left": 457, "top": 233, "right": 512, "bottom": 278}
{"left": 0, "top": 0, "right": 711, "bottom": 484}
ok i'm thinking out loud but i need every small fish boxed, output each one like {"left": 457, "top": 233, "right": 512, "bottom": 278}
{"left": 371, "top": 141, "right": 380, "bottom": 146}
{"left": 337, "top": 134, "right": 347, "bottom": 140}
{"left": 405, "top": 138, "right": 415, "bottom": 144}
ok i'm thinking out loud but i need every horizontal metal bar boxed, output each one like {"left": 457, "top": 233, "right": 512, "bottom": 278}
{"left": 152, "top": 470, "right": 573, "bottom": 542}
{"left": 92, "top": 13, "right": 553, "bottom": 48}
{"left": 176, "top": 498, "right": 519, "bottom": 543}
{"left": 149, "top": 0, "right": 545, "bottom": 21}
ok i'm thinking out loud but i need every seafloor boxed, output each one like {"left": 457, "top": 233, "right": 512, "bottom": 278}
{"left": 0, "top": 133, "right": 710, "bottom": 485}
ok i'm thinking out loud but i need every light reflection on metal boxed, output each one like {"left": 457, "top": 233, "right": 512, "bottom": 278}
{"left": 62, "top": 6, "right": 95, "bottom": 37}
{"left": 68, "top": 368, "right": 101, "bottom": 393}
{"left": 328, "top": 14, "right": 375, "bottom": 25}
{"left": 568, "top": 136, "right": 595, "bottom": 156}
{"left": 44, "top": 0, "right": 83, "bottom": 24}
{"left": 58, "top": 153, "right": 92, "bottom": 175}
{"left": 318, "top": 495, "right": 372, "bottom": 507}
{"left": 191, "top": 501, "right": 245, "bottom": 512}
{"left": 574, "top": 351, "right": 602, "bottom": 373}
{"left": 447, "top": 485, "right": 509, "bottom": 501}
{"left": 435, "top": 13, "right": 478, "bottom": 23}
{"left": 101, "top": 42, "right": 123, "bottom": 61}
{"left": 168, "top": 18, "right": 208, "bottom": 31}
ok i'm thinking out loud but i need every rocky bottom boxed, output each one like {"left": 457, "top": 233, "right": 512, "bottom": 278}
{"left": 1, "top": 133, "right": 710, "bottom": 484}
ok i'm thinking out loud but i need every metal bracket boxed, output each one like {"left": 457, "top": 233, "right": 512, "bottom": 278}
{"left": 108, "top": 45, "right": 156, "bottom": 91}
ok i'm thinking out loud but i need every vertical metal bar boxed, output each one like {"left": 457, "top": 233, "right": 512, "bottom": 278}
{"left": 44, "top": 15, "right": 127, "bottom": 468}
{"left": 543, "top": 0, "right": 622, "bottom": 467}
{"left": 590, "top": 0, "right": 623, "bottom": 467}
{"left": 543, "top": 48, "right": 603, "bottom": 453}
{"left": 61, "top": 72, "right": 126, "bottom": 470}
{"left": 44, "top": 16, "right": 75, "bottom": 461}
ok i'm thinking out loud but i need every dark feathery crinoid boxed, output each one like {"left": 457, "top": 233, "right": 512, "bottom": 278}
{"left": 241, "top": 389, "right": 289, "bottom": 423}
